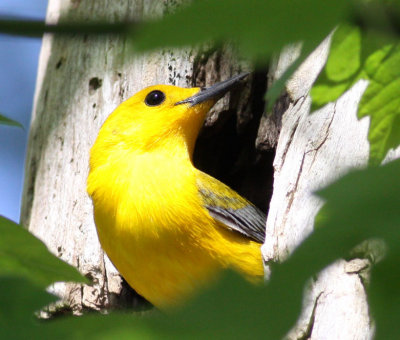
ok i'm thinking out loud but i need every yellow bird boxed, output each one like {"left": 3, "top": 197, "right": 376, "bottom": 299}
{"left": 87, "top": 74, "right": 266, "bottom": 310}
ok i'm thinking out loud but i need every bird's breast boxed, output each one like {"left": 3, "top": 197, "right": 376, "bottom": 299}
{"left": 90, "top": 151, "right": 203, "bottom": 238}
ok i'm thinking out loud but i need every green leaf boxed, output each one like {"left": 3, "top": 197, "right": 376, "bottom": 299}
{"left": 0, "top": 216, "right": 87, "bottom": 288}
{"left": 151, "top": 272, "right": 271, "bottom": 339}
{"left": 326, "top": 25, "right": 362, "bottom": 81}
{"left": 0, "top": 276, "right": 153, "bottom": 340}
{"left": 0, "top": 277, "right": 57, "bottom": 340}
{"left": 310, "top": 24, "right": 363, "bottom": 111}
{"left": 315, "top": 159, "right": 400, "bottom": 247}
{"left": 311, "top": 23, "right": 400, "bottom": 164}
{"left": 0, "top": 114, "right": 23, "bottom": 128}
{"left": 358, "top": 44, "right": 400, "bottom": 165}
{"left": 132, "top": 0, "right": 350, "bottom": 61}
{"left": 3, "top": 160, "right": 399, "bottom": 339}
{"left": 245, "top": 158, "right": 400, "bottom": 339}
{"left": 41, "top": 312, "right": 157, "bottom": 340}
{"left": 368, "top": 254, "right": 400, "bottom": 340}
{"left": 154, "top": 153, "right": 400, "bottom": 340}
{"left": 127, "top": 153, "right": 400, "bottom": 339}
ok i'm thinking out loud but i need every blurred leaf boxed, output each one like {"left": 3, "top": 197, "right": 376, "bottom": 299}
{"left": 128, "top": 157, "right": 400, "bottom": 339}
{"left": 313, "top": 159, "right": 400, "bottom": 339}
{"left": 368, "top": 253, "right": 400, "bottom": 340}
{"left": 0, "top": 277, "right": 57, "bottom": 340}
{"left": 42, "top": 312, "right": 157, "bottom": 340}
{"left": 132, "top": 0, "right": 350, "bottom": 61}
{"left": 2, "top": 160, "right": 399, "bottom": 339}
{"left": 252, "top": 158, "right": 400, "bottom": 338}
{"left": 265, "top": 54, "right": 303, "bottom": 111}
{"left": 0, "top": 216, "right": 87, "bottom": 288}
{"left": 1, "top": 277, "right": 154, "bottom": 340}
{"left": 151, "top": 272, "right": 272, "bottom": 339}
{"left": 0, "top": 114, "right": 23, "bottom": 128}
{"left": 151, "top": 152, "right": 400, "bottom": 339}
{"left": 314, "top": 158, "right": 400, "bottom": 249}
{"left": 46, "top": 271, "right": 303, "bottom": 339}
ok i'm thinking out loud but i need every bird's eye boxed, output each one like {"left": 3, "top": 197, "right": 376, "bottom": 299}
{"left": 145, "top": 90, "right": 166, "bottom": 106}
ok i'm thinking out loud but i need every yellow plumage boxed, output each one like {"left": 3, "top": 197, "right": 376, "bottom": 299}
{"left": 87, "top": 75, "right": 265, "bottom": 309}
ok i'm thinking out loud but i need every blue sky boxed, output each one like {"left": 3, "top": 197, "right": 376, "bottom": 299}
{"left": 0, "top": 1, "right": 47, "bottom": 222}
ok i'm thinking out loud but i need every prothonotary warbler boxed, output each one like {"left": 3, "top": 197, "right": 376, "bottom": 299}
{"left": 87, "top": 73, "right": 266, "bottom": 310}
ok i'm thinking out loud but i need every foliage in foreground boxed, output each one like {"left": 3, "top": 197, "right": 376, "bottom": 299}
{"left": 1, "top": 158, "right": 400, "bottom": 339}
{"left": 1, "top": 0, "right": 400, "bottom": 339}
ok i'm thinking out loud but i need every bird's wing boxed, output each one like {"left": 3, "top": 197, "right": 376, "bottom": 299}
{"left": 196, "top": 171, "right": 266, "bottom": 243}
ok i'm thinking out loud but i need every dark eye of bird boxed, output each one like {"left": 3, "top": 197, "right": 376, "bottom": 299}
{"left": 145, "top": 90, "right": 166, "bottom": 106}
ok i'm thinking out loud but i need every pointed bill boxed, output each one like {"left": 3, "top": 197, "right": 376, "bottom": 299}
{"left": 175, "top": 73, "right": 250, "bottom": 106}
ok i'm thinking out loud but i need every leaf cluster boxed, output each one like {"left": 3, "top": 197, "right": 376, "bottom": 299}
{"left": 1, "top": 0, "right": 400, "bottom": 339}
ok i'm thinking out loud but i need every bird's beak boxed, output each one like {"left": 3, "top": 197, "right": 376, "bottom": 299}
{"left": 175, "top": 73, "right": 250, "bottom": 107}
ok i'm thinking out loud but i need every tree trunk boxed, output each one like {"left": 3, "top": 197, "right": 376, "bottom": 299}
{"left": 260, "top": 40, "right": 373, "bottom": 339}
{"left": 20, "top": 0, "right": 251, "bottom": 314}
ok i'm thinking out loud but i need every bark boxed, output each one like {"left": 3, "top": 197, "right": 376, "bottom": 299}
{"left": 260, "top": 40, "right": 374, "bottom": 339}
{"left": 21, "top": 0, "right": 253, "bottom": 314}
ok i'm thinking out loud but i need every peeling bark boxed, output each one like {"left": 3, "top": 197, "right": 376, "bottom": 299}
{"left": 286, "top": 260, "right": 372, "bottom": 340}
{"left": 262, "top": 39, "right": 375, "bottom": 338}
{"left": 263, "top": 40, "right": 371, "bottom": 261}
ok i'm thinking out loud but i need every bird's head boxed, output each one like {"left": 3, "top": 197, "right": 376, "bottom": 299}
{"left": 93, "top": 73, "right": 248, "bottom": 159}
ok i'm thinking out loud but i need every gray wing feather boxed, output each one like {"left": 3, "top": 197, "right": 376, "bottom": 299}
{"left": 205, "top": 202, "right": 266, "bottom": 243}
{"left": 197, "top": 176, "right": 266, "bottom": 244}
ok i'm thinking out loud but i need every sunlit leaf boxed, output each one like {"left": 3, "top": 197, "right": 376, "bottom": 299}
{"left": 358, "top": 44, "right": 400, "bottom": 165}
{"left": 311, "top": 23, "right": 400, "bottom": 164}
{"left": 310, "top": 24, "right": 363, "bottom": 111}
{"left": 326, "top": 25, "right": 361, "bottom": 81}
